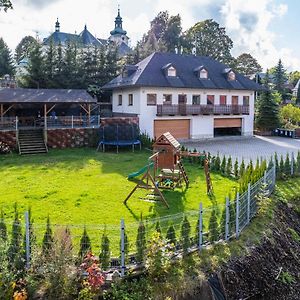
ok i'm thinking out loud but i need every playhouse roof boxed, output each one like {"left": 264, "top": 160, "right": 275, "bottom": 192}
{"left": 154, "top": 132, "right": 180, "bottom": 149}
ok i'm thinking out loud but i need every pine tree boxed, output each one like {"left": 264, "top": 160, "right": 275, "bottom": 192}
{"left": 136, "top": 220, "right": 146, "bottom": 264}
{"left": 42, "top": 216, "right": 54, "bottom": 256}
{"left": 99, "top": 228, "right": 110, "bottom": 270}
{"left": 78, "top": 226, "right": 91, "bottom": 258}
{"left": 0, "top": 209, "right": 7, "bottom": 241}
{"left": 234, "top": 158, "right": 239, "bottom": 179}
{"left": 296, "top": 82, "right": 300, "bottom": 105}
{"left": 284, "top": 153, "right": 291, "bottom": 175}
{"left": 0, "top": 37, "right": 15, "bottom": 76}
{"left": 239, "top": 159, "right": 245, "bottom": 178}
{"left": 296, "top": 151, "right": 300, "bottom": 175}
{"left": 279, "top": 155, "right": 284, "bottom": 177}
{"left": 214, "top": 152, "right": 221, "bottom": 172}
{"left": 256, "top": 71, "right": 280, "bottom": 131}
{"left": 166, "top": 224, "right": 176, "bottom": 245}
{"left": 226, "top": 156, "right": 232, "bottom": 177}
{"left": 219, "top": 204, "right": 227, "bottom": 239}
{"left": 7, "top": 203, "right": 23, "bottom": 270}
{"left": 24, "top": 43, "right": 46, "bottom": 88}
{"left": 120, "top": 229, "right": 128, "bottom": 263}
{"left": 274, "top": 152, "right": 279, "bottom": 176}
{"left": 44, "top": 39, "right": 57, "bottom": 87}
{"left": 181, "top": 216, "right": 191, "bottom": 256}
{"left": 220, "top": 156, "right": 226, "bottom": 175}
{"left": 208, "top": 208, "right": 219, "bottom": 242}
{"left": 273, "top": 59, "right": 288, "bottom": 99}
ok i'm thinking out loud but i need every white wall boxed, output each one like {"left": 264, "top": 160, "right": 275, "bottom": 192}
{"left": 112, "top": 87, "right": 255, "bottom": 139}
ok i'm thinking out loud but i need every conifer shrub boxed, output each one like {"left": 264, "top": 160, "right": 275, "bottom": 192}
{"left": 136, "top": 219, "right": 146, "bottom": 264}
{"left": 220, "top": 156, "right": 226, "bottom": 175}
{"left": 42, "top": 216, "right": 54, "bottom": 257}
{"left": 79, "top": 226, "right": 91, "bottom": 258}
{"left": 99, "top": 228, "right": 110, "bottom": 270}
{"left": 166, "top": 224, "right": 176, "bottom": 246}
{"left": 208, "top": 208, "right": 219, "bottom": 242}
{"left": 181, "top": 216, "right": 191, "bottom": 256}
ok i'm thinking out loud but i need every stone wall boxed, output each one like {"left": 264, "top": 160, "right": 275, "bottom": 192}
{"left": 0, "top": 130, "right": 16, "bottom": 149}
{"left": 101, "top": 117, "right": 139, "bottom": 126}
{"left": 47, "top": 128, "right": 99, "bottom": 149}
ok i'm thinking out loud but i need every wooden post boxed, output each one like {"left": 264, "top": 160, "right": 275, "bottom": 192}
{"left": 199, "top": 202, "right": 203, "bottom": 251}
{"left": 88, "top": 104, "right": 91, "bottom": 126}
{"left": 25, "top": 211, "right": 30, "bottom": 269}
{"left": 120, "top": 219, "right": 125, "bottom": 277}
{"left": 44, "top": 104, "right": 48, "bottom": 144}
{"left": 247, "top": 183, "right": 251, "bottom": 224}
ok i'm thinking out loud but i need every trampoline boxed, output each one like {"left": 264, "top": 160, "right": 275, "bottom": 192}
{"left": 97, "top": 123, "right": 141, "bottom": 153}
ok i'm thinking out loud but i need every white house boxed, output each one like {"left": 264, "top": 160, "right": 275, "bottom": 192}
{"left": 293, "top": 79, "right": 300, "bottom": 97}
{"left": 103, "top": 52, "right": 262, "bottom": 140}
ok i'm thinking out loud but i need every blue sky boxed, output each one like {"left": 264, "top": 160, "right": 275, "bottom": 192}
{"left": 1, "top": 0, "right": 299, "bottom": 71}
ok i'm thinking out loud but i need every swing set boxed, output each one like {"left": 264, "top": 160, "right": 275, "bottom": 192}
{"left": 124, "top": 132, "right": 213, "bottom": 208}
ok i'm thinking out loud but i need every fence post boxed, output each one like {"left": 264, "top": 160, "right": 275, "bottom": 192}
{"left": 15, "top": 116, "right": 18, "bottom": 131}
{"left": 236, "top": 192, "right": 240, "bottom": 239}
{"left": 120, "top": 219, "right": 125, "bottom": 277}
{"left": 98, "top": 115, "right": 101, "bottom": 126}
{"left": 71, "top": 115, "right": 74, "bottom": 129}
{"left": 247, "top": 183, "right": 251, "bottom": 224}
{"left": 291, "top": 152, "right": 294, "bottom": 176}
{"left": 25, "top": 211, "right": 30, "bottom": 270}
{"left": 263, "top": 170, "right": 267, "bottom": 185}
{"left": 225, "top": 197, "right": 230, "bottom": 241}
{"left": 198, "top": 202, "right": 203, "bottom": 251}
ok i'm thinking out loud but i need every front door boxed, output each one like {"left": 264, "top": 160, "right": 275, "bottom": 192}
{"left": 178, "top": 94, "right": 187, "bottom": 115}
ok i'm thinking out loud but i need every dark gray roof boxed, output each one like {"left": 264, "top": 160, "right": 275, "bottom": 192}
{"left": 103, "top": 52, "right": 263, "bottom": 91}
{"left": 0, "top": 88, "right": 96, "bottom": 103}
{"left": 79, "top": 26, "right": 102, "bottom": 47}
{"left": 43, "top": 31, "right": 80, "bottom": 46}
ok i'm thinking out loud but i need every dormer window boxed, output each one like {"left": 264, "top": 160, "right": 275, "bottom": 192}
{"left": 199, "top": 69, "right": 208, "bottom": 79}
{"left": 167, "top": 66, "right": 176, "bottom": 77}
{"left": 194, "top": 66, "right": 208, "bottom": 79}
{"left": 122, "top": 65, "right": 138, "bottom": 78}
{"left": 228, "top": 71, "right": 236, "bottom": 81}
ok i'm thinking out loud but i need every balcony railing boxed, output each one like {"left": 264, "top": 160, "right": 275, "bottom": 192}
{"left": 156, "top": 104, "right": 249, "bottom": 116}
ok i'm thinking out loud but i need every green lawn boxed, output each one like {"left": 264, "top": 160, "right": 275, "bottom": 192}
{"left": 0, "top": 148, "right": 237, "bottom": 255}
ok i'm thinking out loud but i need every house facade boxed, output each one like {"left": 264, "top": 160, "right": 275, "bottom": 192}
{"left": 103, "top": 52, "right": 261, "bottom": 140}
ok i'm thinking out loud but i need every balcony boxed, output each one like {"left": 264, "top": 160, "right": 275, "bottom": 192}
{"left": 156, "top": 104, "right": 249, "bottom": 116}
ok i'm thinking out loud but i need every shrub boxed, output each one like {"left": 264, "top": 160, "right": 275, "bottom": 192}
{"left": 208, "top": 208, "right": 219, "bottom": 242}
{"left": 214, "top": 153, "right": 221, "bottom": 172}
{"left": 220, "top": 156, "right": 226, "bottom": 175}
{"left": 226, "top": 156, "right": 232, "bottom": 177}
{"left": 140, "top": 132, "right": 153, "bottom": 148}
{"left": 0, "top": 141, "right": 10, "bottom": 154}
{"left": 166, "top": 224, "right": 176, "bottom": 246}
{"left": 136, "top": 219, "right": 146, "bottom": 264}
{"left": 239, "top": 159, "right": 245, "bottom": 178}
{"left": 79, "top": 226, "right": 91, "bottom": 258}
{"left": 284, "top": 153, "right": 291, "bottom": 175}
{"left": 0, "top": 209, "right": 7, "bottom": 241}
{"left": 155, "top": 221, "right": 162, "bottom": 236}
{"left": 42, "top": 216, "right": 54, "bottom": 257}
{"left": 234, "top": 158, "right": 239, "bottom": 179}
{"left": 181, "top": 216, "right": 191, "bottom": 256}
{"left": 99, "top": 228, "right": 110, "bottom": 270}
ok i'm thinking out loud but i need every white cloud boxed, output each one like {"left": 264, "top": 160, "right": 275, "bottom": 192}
{"left": 220, "top": 0, "right": 300, "bottom": 70}
{"left": 1, "top": 0, "right": 299, "bottom": 71}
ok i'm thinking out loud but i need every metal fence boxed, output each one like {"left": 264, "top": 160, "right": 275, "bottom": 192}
{"left": 12, "top": 165, "right": 276, "bottom": 276}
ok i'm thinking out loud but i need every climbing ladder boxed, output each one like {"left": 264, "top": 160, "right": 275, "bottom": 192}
{"left": 204, "top": 158, "right": 213, "bottom": 195}
{"left": 178, "top": 160, "right": 189, "bottom": 187}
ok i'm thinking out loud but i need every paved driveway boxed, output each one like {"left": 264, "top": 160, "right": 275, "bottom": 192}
{"left": 182, "top": 136, "right": 300, "bottom": 162}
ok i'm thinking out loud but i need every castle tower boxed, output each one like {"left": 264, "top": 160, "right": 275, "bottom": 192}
{"left": 108, "top": 7, "right": 129, "bottom": 46}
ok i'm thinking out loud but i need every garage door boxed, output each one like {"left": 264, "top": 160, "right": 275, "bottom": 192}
{"left": 214, "top": 118, "right": 242, "bottom": 128}
{"left": 154, "top": 120, "right": 190, "bottom": 139}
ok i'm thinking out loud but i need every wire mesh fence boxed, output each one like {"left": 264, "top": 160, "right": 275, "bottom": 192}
{"left": 2, "top": 165, "right": 275, "bottom": 275}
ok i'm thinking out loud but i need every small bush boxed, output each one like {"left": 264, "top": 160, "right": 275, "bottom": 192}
{"left": 0, "top": 141, "right": 10, "bottom": 154}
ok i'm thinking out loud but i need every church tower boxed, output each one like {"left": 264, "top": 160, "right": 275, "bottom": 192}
{"left": 108, "top": 7, "right": 129, "bottom": 46}
{"left": 55, "top": 18, "right": 60, "bottom": 32}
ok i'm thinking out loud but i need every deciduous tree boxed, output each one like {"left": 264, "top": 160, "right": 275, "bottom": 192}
{"left": 234, "top": 53, "right": 262, "bottom": 75}
{"left": 15, "top": 36, "right": 38, "bottom": 63}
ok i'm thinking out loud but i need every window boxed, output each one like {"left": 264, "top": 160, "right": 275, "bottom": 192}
{"left": 207, "top": 95, "right": 215, "bottom": 105}
{"left": 128, "top": 94, "right": 133, "bottom": 106}
{"left": 147, "top": 94, "right": 157, "bottom": 106}
{"left": 199, "top": 69, "right": 208, "bottom": 79}
{"left": 228, "top": 71, "right": 236, "bottom": 81}
{"left": 118, "top": 95, "right": 122, "bottom": 106}
{"left": 220, "top": 95, "right": 227, "bottom": 105}
{"left": 232, "top": 96, "right": 239, "bottom": 105}
{"left": 178, "top": 94, "right": 187, "bottom": 104}
{"left": 243, "top": 96, "right": 249, "bottom": 106}
{"left": 192, "top": 95, "right": 201, "bottom": 105}
{"left": 167, "top": 66, "right": 176, "bottom": 77}
{"left": 163, "top": 94, "right": 172, "bottom": 105}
